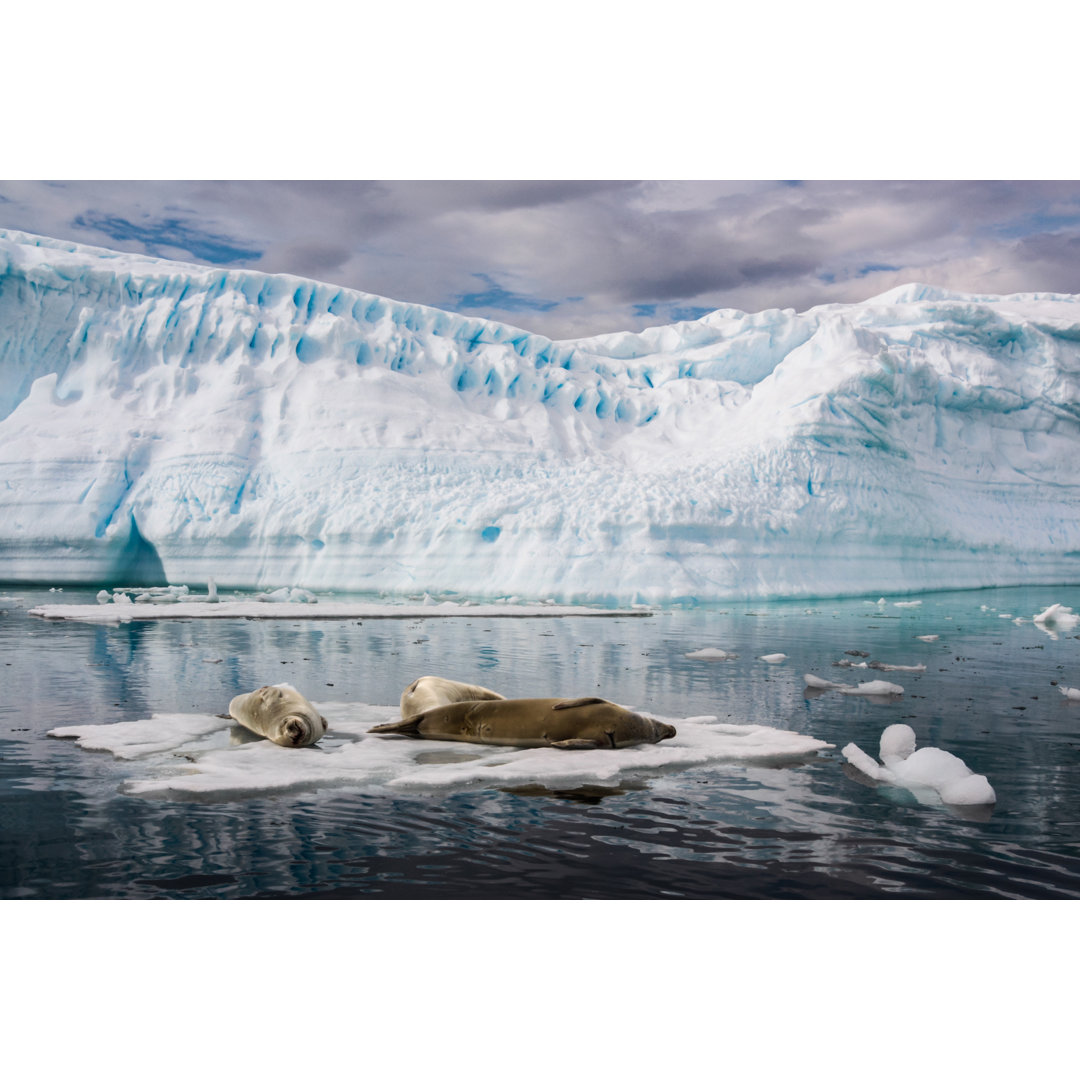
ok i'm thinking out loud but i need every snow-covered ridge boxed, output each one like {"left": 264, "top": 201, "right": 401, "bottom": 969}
{"left": 2, "top": 229, "right": 1080, "bottom": 602}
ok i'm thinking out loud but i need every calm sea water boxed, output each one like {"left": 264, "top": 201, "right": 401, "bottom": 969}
{"left": 2, "top": 584, "right": 1078, "bottom": 900}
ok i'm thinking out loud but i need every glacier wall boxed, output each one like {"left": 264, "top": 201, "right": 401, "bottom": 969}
{"left": 2, "top": 227, "right": 1080, "bottom": 603}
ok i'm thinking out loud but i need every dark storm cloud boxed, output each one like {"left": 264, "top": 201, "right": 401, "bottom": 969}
{"left": 3, "top": 179, "right": 1080, "bottom": 339}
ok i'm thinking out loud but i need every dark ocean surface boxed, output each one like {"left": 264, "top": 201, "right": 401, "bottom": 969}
{"left": 2, "top": 584, "right": 1078, "bottom": 899}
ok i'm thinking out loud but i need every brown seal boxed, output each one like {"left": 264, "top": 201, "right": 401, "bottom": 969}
{"left": 228, "top": 683, "right": 328, "bottom": 748}
{"left": 370, "top": 697, "right": 676, "bottom": 750}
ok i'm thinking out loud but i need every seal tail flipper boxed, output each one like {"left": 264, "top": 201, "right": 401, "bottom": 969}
{"left": 549, "top": 738, "right": 605, "bottom": 749}
{"left": 551, "top": 697, "right": 610, "bottom": 711}
{"left": 368, "top": 716, "right": 424, "bottom": 737}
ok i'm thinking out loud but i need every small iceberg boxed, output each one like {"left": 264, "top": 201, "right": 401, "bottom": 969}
{"left": 685, "top": 648, "right": 737, "bottom": 660}
{"left": 758, "top": 653, "right": 788, "bottom": 664}
{"left": 1033, "top": 604, "right": 1080, "bottom": 638}
{"left": 841, "top": 724, "right": 996, "bottom": 806}
{"left": 1058, "top": 685, "right": 1080, "bottom": 702}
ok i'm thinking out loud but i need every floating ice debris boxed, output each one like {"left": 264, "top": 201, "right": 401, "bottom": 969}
{"left": 758, "top": 653, "right": 788, "bottom": 664}
{"left": 869, "top": 661, "right": 925, "bottom": 673}
{"left": 916, "top": 635, "right": 939, "bottom": 642}
{"left": 46, "top": 706, "right": 833, "bottom": 801}
{"left": 893, "top": 600, "right": 923, "bottom": 608}
{"left": 842, "top": 724, "right": 996, "bottom": 806}
{"left": 804, "top": 674, "right": 904, "bottom": 696}
{"left": 1058, "top": 686, "right": 1080, "bottom": 701}
{"left": 804, "top": 673, "right": 844, "bottom": 690}
{"left": 1033, "top": 604, "right": 1080, "bottom": 638}
{"left": 685, "top": 648, "right": 737, "bottom": 660}
{"left": 834, "top": 659, "right": 868, "bottom": 668}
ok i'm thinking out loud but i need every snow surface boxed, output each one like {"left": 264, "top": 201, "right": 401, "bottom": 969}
{"left": 4, "top": 229, "right": 1080, "bottom": 602}
{"left": 47, "top": 704, "right": 833, "bottom": 800}
{"left": 28, "top": 598, "right": 643, "bottom": 623}
{"left": 842, "top": 723, "right": 996, "bottom": 806}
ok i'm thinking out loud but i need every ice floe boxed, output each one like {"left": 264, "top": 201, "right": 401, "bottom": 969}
{"left": 804, "top": 674, "right": 905, "bottom": 697}
{"left": 684, "top": 648, "right": 737, "bottom": 660}
{"left": 758, "top": 653, "right": 788, "bottom": 664}
{"left": 29, "top": 599, "right": 646, "bottom": 623}
{"left": 842, "top": 723, "right": 996, "bottom": 806}
{"left": 1057, "top": 685, "right": 1080, "bottom": 701}
{"left": 47, "top": 704, "right": 833, "bottom": 801}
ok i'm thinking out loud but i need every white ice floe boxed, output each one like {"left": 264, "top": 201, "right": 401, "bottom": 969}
{"left": 1033, "top": 604, "right": 1080, "bottom": 638}
{"left": 758, "top": 653, "right": 788, "bottom": 664}
{"left": 804, "top": 674, "right": 904, "bottom": 696}
{"left": 47, "top": 704, "right": 833, "bottom": 801}
{"left": 28, "top": 600, "right": 643, "bottom": 623}
{"left": 1057, "top": 686, "right": 1080, "bottom": 701}
{"left": 916, "top": 635, "right": 939, "bottom": 642}
{"left": 685, "top": 648, "right": 737, "bottom": 660}
{"left": 842, "top": 724, "right": 996, "bottom": 806}
{"left": 893, "top": 600, "right": 923, "bottom": 608}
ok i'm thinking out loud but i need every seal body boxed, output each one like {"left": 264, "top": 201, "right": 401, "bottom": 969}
{"left": 370, "top": 697, "right": 676, "bottom": 750}
{"left": 400, "top": 676, "right": 506, "bottom": 721}
{"left": 228, "top": 683, "right": 328, "bottom": 748}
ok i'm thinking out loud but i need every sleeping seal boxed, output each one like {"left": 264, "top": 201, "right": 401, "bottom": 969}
{"left": 228, "top": 683, "right": 328, "bottom": 748}
{"left": 400, "top": 675, "right": 506, "bottom": 720}
{"left": 370, "top": 697, "right": 676, "bottom": 749}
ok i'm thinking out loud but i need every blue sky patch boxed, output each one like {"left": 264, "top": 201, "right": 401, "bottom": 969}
{"left": 72, "top": 212, "right": 262, "bottom": 264}
{"left": 454, "top": 273, "right": 560, "bottom": 313}
{"left": 633, "top": 303, "right": 658, "bottom": 318}
{"left": 669, "top": 304, "right": 712, "bottom": 322}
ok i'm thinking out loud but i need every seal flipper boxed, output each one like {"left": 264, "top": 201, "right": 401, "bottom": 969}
{"left": 551, "top": 697, "right": 610, "bottom": 711}
{"left": 549, "top": 737, "right": 605, "bottom": 749}
{"left": 368, "top": 716, "right": 424, "bottom": 737}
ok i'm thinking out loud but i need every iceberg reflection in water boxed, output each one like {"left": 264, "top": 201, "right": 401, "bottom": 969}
{"left": 2, "top": 584, "right": 1079, "bottom": 899}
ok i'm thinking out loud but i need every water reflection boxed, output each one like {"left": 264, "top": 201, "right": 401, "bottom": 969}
{"left": 2, "top": 585, "right": 1080, "bottom": 898}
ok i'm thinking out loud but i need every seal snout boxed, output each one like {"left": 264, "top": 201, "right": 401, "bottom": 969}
{"left": 657, "top": 722, "right": 677, "bottom": 742}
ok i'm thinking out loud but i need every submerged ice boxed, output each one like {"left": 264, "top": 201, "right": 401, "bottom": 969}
{"left": 4, "top": 229, "right": 1080, "bottom": 602}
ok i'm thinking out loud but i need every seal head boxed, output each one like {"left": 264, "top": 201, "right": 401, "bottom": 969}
{"left": 228, "top": 684, "right": 328, "bottom": 748}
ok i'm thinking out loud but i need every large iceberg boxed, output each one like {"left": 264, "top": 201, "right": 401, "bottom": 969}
{"left": 2, "top": 228, "right": 1080, "bottom": 603}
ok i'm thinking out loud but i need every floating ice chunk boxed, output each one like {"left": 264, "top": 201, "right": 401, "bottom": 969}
{"left": 804, "top": 674, "right": 903, "bottom": 696}
{"left": 685, "top": 648, "right": 737, "bottom": 660}
{"left": 916, "top": 634, "right": 939, "bottom": 642}
{"left": 46, "top": 705, "right": 833, "bottom": 801}
{"left": 838, "top": 679, "right": 904, "bottom": 696}
{"left": 96, "top": 589, "right": 110, "bottom": 604}
{"left": 758, "top": 653, "right": 788, "bottom": 664}
{"left": 804, "top": 673, "right": 844, "bottom": 690}
{"left": 893, "top": 601, "right": 922, "bottom": 608}
{"left": 1058, "top": 686, "right": 1080, "bottom": 701}
{"left": 1033, "top": 604, "right": 1079, "bottom": 638}
{"left": 842, "top": 724, "right": 996, "bottom": 805}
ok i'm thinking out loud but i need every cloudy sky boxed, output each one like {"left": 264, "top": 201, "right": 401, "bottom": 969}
{"left": 3, "top": 179, "right": 1079, "bottom": 340}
